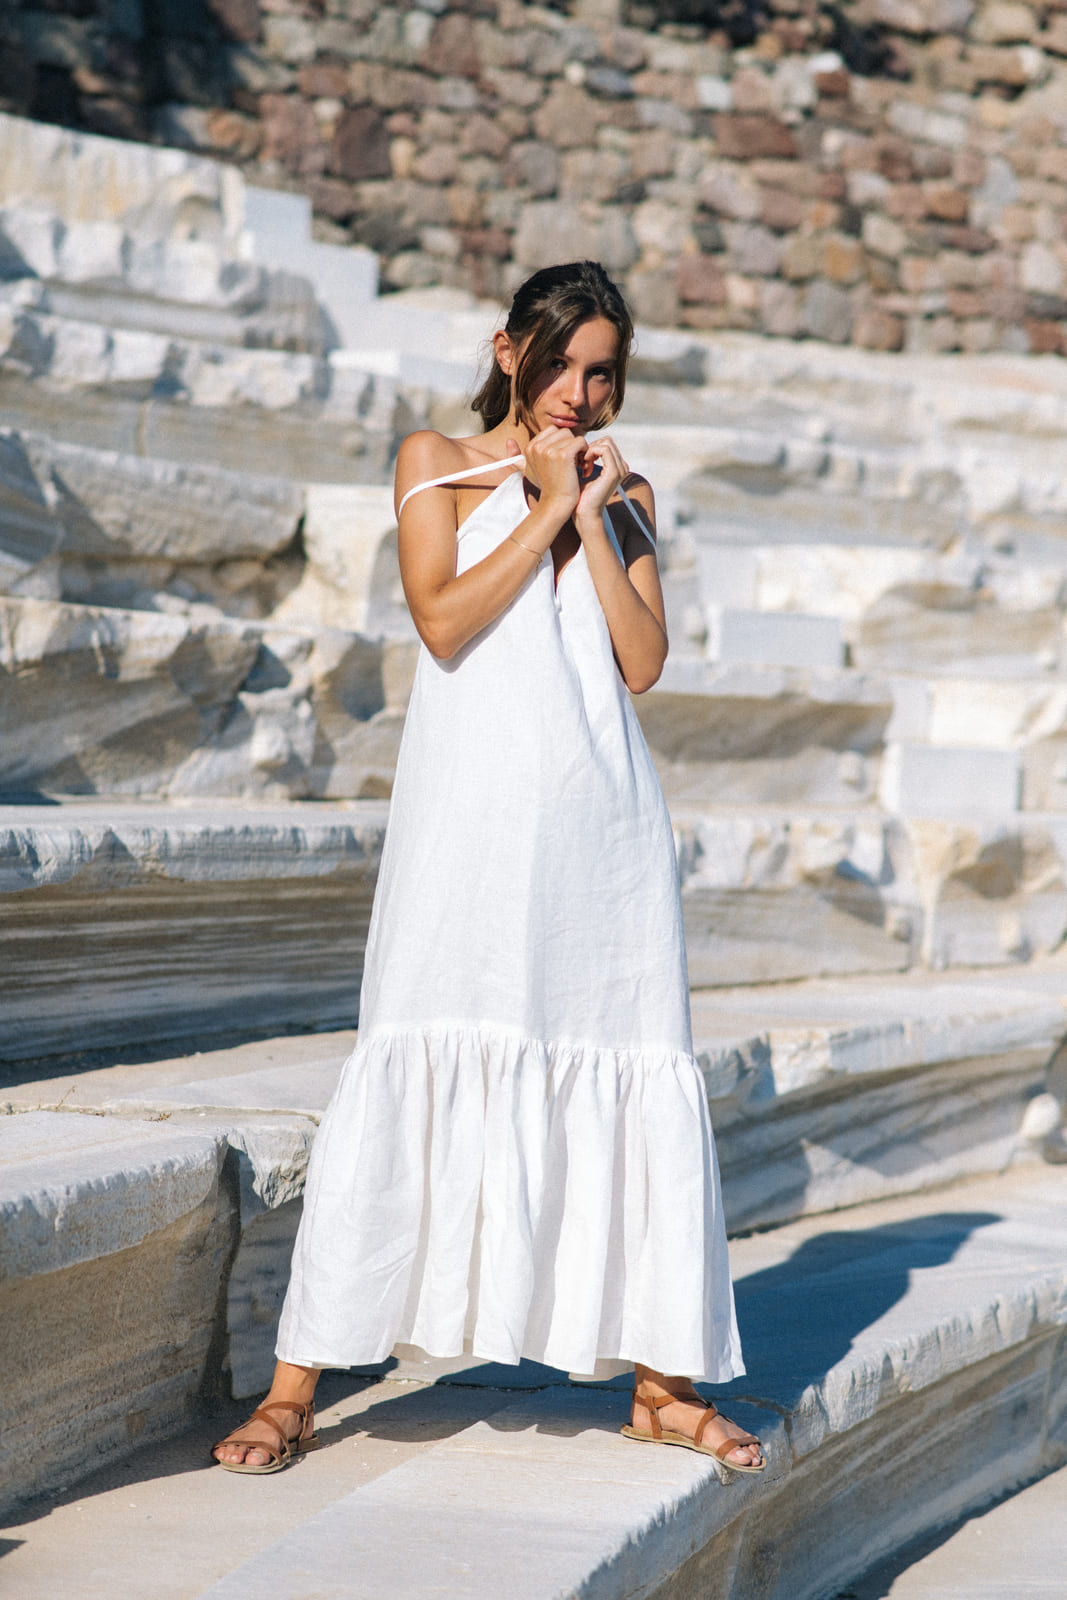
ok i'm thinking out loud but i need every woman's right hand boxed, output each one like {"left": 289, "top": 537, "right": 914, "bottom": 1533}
{"left": 519, "top": 426, "right": 592, "bottom": 520}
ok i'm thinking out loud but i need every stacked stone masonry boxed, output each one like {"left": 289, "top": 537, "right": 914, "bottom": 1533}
{"left": 5, "top": 0, "right": 1067, "bottom": 352}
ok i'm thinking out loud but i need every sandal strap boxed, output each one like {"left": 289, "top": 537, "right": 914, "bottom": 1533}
{"left": 691, "top": 1402, "right": 719, "bottom": 1449}
{"left": 713, "top": 1431, "right": 762, "bottom": 1463}
{"left": 251, "top": 1401, "right": 312, "bottom": 1443}
{"left": 631, "top": 1383, "right": 676, "bottom": 1441}
{"left": 216, "top": 1399, "right": 312, "bottom": 1463}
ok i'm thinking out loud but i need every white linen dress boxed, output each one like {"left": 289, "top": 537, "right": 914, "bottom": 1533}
{"left": 275, "top": 467, "right": 745, "bottom": 1382}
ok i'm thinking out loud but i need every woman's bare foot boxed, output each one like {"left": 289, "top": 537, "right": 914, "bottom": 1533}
{"left": 632, "top": 1366, "right": 763, "bottom": 1469}
{"left": 212, "top": 1361, "right": 320, "bottom": 1470}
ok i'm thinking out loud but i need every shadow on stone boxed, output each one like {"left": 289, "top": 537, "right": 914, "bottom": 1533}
{"left": 717, "top": 1209, "right": 1002, "bottom": 1411}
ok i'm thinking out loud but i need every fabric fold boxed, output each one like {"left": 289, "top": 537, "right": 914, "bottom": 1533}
{"left": 276, "top": 1024, "right": 745, "bottom": 1382}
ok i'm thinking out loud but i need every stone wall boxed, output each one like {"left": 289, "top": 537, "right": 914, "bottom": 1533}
{"left": 3, "top": 0, "right": 1067, "bottom": 350}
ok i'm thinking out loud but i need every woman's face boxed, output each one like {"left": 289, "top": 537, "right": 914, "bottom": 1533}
{"left": 524, "top": 316, "right": 620, "bottom": 434}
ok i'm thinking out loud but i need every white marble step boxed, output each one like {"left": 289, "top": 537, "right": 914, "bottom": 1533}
{"left": 686, "top": 541, "right": 1067, "bottom": 672}
{"left": 2, "top": 965, "right": 1061, "bottom": 1474}
{"left": 0, "top": 593, "right": 414, "bottom": 804}
{"left": 0, "top": 427, "right": 411, "bottom": 635}
{"left": 175, "top": 1169, "right": 1061, "bottom": 1599}
{"left": 0, "top": 424, "right": 303, "bottom": 603}
{"left": 0, "top": 801, "right": 388, "bottom": 1062}
{"left": 691, "top": 969, "right": 1067, "bottom": 1230}
{"left": 672, "top": 802, "right": 1067, "bottom": 983}
{"left": 3, "top": 1171, "right": 1063, "bottom": 1599}
{"left": 0, "top": 114, "right": 378, "bottom": 358}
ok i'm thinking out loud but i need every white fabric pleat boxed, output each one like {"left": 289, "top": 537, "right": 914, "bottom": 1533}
{"left": 276, "top": 472, "right": 745, "bottom": 1382}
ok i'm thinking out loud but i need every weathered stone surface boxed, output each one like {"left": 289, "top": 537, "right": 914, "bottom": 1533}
{"left": 0, "top": 429, "right": 303, "bottom": 610}
{"left": 693, "top": 975, "right": 1066, "bottom": 1228}
{"left": 636, "top": 660, "right": 891, "bottom": 808}
{"left": 0, "top": 1110, "right": 233, "bottom": 1516}
{"left": 272, "top": 483, "right": 414, "bottom": 638}
{"left": 676, "top": 808, "right": 917, "bottom": 986}
{"left": 193, "top": 1168, "right": 1067, "bottom": 1600}
{"left": 0, "top": 112, "right": 244, "bottom": 242}
{"left": 0, "top": 803, "right": 386, "bottom": 1059}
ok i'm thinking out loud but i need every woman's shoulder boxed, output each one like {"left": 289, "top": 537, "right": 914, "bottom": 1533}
{"left": 395, "top": 429, "right": 486, "bottom": 487}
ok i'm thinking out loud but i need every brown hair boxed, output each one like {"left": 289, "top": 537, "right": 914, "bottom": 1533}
{"left": 472, "top": 261, "right": 634, "bottom": 433}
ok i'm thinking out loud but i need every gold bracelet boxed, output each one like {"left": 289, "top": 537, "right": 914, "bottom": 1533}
{"left": 508, "top": 535, "right": 541, "bottom": 559}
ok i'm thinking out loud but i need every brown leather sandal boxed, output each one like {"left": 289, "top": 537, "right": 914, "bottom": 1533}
{"left": 621, "top": 1382, "right": 765, "bottom": 1475}
{"left": 211, "top": 1399, "right": 319, "bottom": 1475}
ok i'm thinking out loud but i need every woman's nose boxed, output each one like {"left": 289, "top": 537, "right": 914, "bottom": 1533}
{"left": 563, "top": 369, "right": 586, "bottom": 405}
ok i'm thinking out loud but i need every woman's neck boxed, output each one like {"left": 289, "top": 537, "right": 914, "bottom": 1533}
{"left": 480, "top": 416, "right": 532, "bottom": 458}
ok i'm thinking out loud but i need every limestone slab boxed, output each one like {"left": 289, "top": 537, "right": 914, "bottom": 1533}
{"left": 705, "top": 607, "right": 844, "bottom": 670}
{"left": 271, "top": 483, "right": 415, "bottom": 639}
{"left": 0, "top": 597, "right": 406, "bottom": 800}
{"left": 0, "top": 802, "right": 385, "bottom": 1059}
{"left": 0, "top": 112, "right": 244, "bottom": 241}
{"left": 693, "top": 974, "right": 1066, "bottom": 1228}
{"left": 674, "top": 808, "right": 916, "bottom": 984}
{"left": 0, "top": 1109, "right": 222, "bottom": 1279}
{"left": 636, "top": 660, "right": 891, "bottom": 808}
{"left": 196, "top": 1169, "right": 1067, "bottom": 1600}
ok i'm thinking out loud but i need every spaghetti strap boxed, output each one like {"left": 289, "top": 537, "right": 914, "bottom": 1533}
{"left": 397, "top": 450, "right": 656, "bottom": 553}
{"left": 397, "top": 455, "right": 526, "bottom": 518}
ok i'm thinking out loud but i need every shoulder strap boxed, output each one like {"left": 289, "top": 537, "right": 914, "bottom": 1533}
{"left": 396, "top": 450, "right": 656, "bottom": 553}
{"left": 397, "top": 454, "right": 525, "bottom": 518}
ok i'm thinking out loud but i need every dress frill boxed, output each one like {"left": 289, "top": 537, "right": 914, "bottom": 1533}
{"left": 276, "top": 1021, "right": 744, "bottom": 1382}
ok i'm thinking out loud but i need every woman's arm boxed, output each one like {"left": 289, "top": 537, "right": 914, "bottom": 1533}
{"left": 395, "top": 431, "right": 574, "bottom": 660}
{"left": 569, "top": 439, "right": 669, "bottom": 694}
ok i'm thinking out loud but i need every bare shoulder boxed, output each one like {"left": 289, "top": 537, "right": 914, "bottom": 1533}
{"left": 394, "top": 430, "right": 491, "bottom": 517}
{"left": 614, "top": 471, "right": 657, "bottom": 547}
{"left": 394, "top": 429, "right": 468, "bottom": 486}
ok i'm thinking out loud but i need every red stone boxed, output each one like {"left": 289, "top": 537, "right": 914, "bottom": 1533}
{"left": 943, "top": 225, "right": 997, "bottom": 253}
{"left": 204, "top": 108, "right": 262, "bottom": 159}
{"left": 260, "top": 94, "right": 327, "bottom": 177}
{"left": 676, "top": 254, "right": 727, "bottom": 305}
{"left": 875, "top": 137, "right": 914, "bottom": 182}
{"left": 330, "top": 105, "right": 392, "bottom": 181}
{"left": 1024, "top": 319, "right": 1066, "bottom": 354}
{"left": 205, "top": 0, "right": 260, "bottom": 45}
{"left": 712, "top": 114, "right": 797, "bottom": 160}
{"left": 947, "top": 288, "right": 986, "bottom": 317}
{"left": 815, "top": 68, "right": 850, "bottom": 98}
{"left": 297, "top": 63, "right": 350, "bottom": 100}
{"left": 424, "top": 13, "right": 480, "bottom": 77}
{"left": 924, "top": 184, "right": 969, "bottom": 222}
{"left": 853, "top": 309, "right": 904, "bottom": 350}
{"left": 761, "top": 187, "right": 807, "bottom": 231}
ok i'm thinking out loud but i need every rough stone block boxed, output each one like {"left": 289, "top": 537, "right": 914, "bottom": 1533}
{"left": 695, "top": 980, "right": 1066, "bottom": 1228}
{"left": 0, "top": 1110, "right": 232, "bottom": 1515}
{"left": 675, "top": 809, "right": 915, "bottom": 986}
{"left": 634, "top": 660, "right": 891, "bottom": 807}
{"left": 908, "top": 815, "right": 1067, "bottom": 968}
{"left": 879, "top": 742, "right": 1021, "bottom": 816}
{"left": 705, "top": 608, "right": 844, "bottom": 670}
{"left": 0, "top": 803, "right": 386, "bottom": 1059}
{"left": 0, "top": 112, "right": 244, "bottom": 242}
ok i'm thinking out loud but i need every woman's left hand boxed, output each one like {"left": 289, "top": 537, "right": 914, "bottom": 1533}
{"left": 574, "top": 433, "right": 628, "bottom": 531}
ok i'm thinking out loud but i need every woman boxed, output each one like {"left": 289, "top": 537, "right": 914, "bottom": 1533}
{"left": 212, "top": 261, "right": 763, "bottom": 1477}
